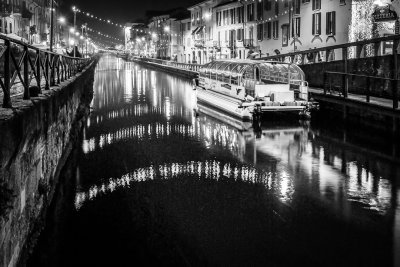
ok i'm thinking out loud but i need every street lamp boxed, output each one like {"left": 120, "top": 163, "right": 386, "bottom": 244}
{"left": 72, "top": 6, "right": 78, "bottom": 57}
{"left": 68, "top": 27, "right": 75, "bottom": 50}
{"left": 49, "top": 0, "right": 55, "bottom": 51}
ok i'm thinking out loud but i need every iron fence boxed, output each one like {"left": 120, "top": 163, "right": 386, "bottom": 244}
{"left": 135, "top": 57, "right": 202, "bottom": 72}
{"left": 323, "top": 71, "right": 399, "bottom": 109}
{"left": 0, "top": 35, "right": 92, "bottom": 108}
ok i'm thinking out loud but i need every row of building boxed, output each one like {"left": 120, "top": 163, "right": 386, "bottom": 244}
{"left": 125, "top": 0, "right": 400, "bottom": 64}
{"left": 0, "top": 0, "right": 56, "bottom": 46}
{"left": 0, "top": 0, "right": 93, "bottom": 53}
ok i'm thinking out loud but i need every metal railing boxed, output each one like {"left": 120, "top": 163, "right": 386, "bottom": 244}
{"left": 323, "top": 71, "right": 399, "bottom": 109}
{"left": 135, "top": 57, "right": 203, "bottom": 72}
{"left": 259, "top": 35, "right": 400, "bottom": 65}
{"left": 0, "top": 35, "right": 92, "bottom": 108}
{"left": 194, "top": 40, "right": 205, "bottom": 48}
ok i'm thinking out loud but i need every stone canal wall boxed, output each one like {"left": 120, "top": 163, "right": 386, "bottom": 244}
{"left": 0, "top": 59, "right": 97, "bottom": 267}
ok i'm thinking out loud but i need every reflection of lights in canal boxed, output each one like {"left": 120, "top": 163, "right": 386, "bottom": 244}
{"left": 75, "top": 160, "right": 271, "bottom": 210}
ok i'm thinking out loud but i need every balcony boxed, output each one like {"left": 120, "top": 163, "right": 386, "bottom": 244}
{"left": 194, "top": 39, "right": 205, "bottom": 48}
{"left": 244, "top": 39, "right": 254, "bottom": 48}
{"left": 213, "top": 41, "right": 221, "bottom": 48}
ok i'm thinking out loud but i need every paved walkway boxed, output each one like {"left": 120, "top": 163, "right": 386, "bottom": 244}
{"left": 0, "top": 77, "right": 48, "bottom": 105}
{"left": 309, "top": 87, "right": 399, "bottom": 111}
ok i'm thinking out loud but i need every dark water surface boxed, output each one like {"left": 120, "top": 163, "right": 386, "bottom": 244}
{"left": 29, "top": 55, "right": 400, "bottom": 267}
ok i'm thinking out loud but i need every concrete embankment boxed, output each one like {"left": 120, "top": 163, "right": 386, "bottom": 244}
{"left": 0, "top": 58, "right": 97, "bottom": 267}
{"left": 131, "top": 58, "right": 198, "bottom": 79}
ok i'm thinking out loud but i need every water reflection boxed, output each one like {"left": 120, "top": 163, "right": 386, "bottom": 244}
{"left": 75, "top": 160, "right": 268, "bottom": 209}
{"left": 86, "top": 54, "right": 400, "bottom": 228}
{"left": 31, "top": 55, "right": 400, "bottom": 267}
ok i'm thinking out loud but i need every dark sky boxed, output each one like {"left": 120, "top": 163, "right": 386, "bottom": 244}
{"left": 60, "top": 0, "right": 199, "bottom": 46}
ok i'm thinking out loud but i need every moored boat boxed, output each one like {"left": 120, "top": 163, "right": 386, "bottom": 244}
{"left": 193, "top": 59, "right": 313, "bottom": 121}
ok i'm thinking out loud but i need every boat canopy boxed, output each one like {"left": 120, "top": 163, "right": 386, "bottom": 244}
{"left": 199, "top": 59, "right": 306, "bottom": 85}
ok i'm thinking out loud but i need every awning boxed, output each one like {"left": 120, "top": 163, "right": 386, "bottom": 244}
{"left": 192, "top": 26, "right": 204, "bottom": 35}
{"left": 192, "top": 27, "right": 200, "bottom": 35}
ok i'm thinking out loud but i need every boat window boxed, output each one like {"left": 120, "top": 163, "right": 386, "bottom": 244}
{"left": 223, "top": 71, "right": 230, "bottom": 83}
{"left": 203, "top": 60, "right": 306, "bottom": 86}
{"left": 211, "top": 69, "right": 217, "bottom": 80}
{"left": 243, "top": 66, "right": 254, "bottom": 80}
{"left": 255, "top": 67, "right": 260, "bottom": 82}
{"left": 231, "top": 74, "right": 238, "bottom": 85}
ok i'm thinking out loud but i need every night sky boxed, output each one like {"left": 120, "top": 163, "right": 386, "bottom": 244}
{"left": 59, "top": 0, "right": 200, "bottom": 46}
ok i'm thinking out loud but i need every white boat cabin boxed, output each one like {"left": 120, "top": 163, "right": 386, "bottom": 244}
{"left": 198, "top": 60, "right": 309, "bottom": 104}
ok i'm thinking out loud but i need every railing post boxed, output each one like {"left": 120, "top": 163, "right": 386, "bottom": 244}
{"left": 323, "top": 72, "right": 327, "bottom": 95}
{"left": 393, "top": 79, "right": 399, "bottom": 109}
{"left": 36, "top": 50, "right": 41, "bottom": 93}
{"left": 342, "top": 73, "right": 348, "bottom": 98}
{"left": 393, "top": 39, "right": 399, "bottom": 109}
{"left": 366, "top": 76, "right": 370, "bottom": 103}
{"left": 3, "top": 40, "right": 12, "bottom": 108}
{"left": 356, "top": 44, "right": 363, "bottom": 58}
{"left": 342, "top": 47, "right": 349, "bottom": 98}
{"left": 56, "top": 56, "right": 60, "bottom": 84}
{"left": 45, "top": 53, "right": 50, "bottom": 90}
{"left": 23, "top": 46, "right": 30, "bottom": 100}
{"left": 50, "top": 54, "right": 56, "bottom": 86}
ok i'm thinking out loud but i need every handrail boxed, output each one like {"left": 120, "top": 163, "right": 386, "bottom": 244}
{"left": 259, "top": 34, "right": 400, "bottom": 63}
{"left": 323, "top": 71, "right": 399, "bottom": 109}
{"left": 134, "top": 56, "right": 203, "bottom": 72}
{"left": 0, "top": 34, "right": 93, "bottom": 108}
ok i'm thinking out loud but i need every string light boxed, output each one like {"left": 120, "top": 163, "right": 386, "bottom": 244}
{"left": 73, "top": 7, "right": 125, "bottom": 29}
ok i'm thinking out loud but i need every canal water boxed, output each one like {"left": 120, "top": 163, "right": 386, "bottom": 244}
{"left": 29, "top": 55, "right": 400, "bottom": 267}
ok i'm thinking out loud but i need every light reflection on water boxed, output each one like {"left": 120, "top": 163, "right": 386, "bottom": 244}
{"left": 74, "top": 55, "right": 400, "bottom": 265}
{"left": 75, "top": 160, "right": 269, "bottom": 210}
{"left": 81, "top": 56, "right": 400, "bottom": 215}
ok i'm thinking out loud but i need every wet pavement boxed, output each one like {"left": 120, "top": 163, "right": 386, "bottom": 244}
{"left": 29, "top": 55, "right": 400, "bottom": 267}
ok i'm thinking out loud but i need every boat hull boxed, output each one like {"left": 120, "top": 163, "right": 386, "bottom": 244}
{"left": 195, "top": 87, "right": 253, "bottom": 121}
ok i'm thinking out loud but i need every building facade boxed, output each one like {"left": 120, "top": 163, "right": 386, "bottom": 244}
{"left": 177, "top": 17, "right": 191, "bottom": 63}
{"left": 188, "top": 0, "right": 217, "bottom": 64}
{"left": 137, "top": 0, "right": 400, "bottom": 62}
{"left": 257, "top": 0, "right": 351, "bottom": 59}
{"left": 214, "top": 0, "right": 261, "bottom": 60}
